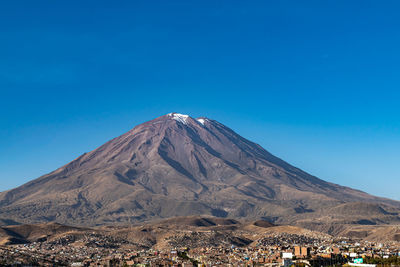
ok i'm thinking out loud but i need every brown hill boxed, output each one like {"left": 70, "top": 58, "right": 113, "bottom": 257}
{"left": 1, "top": 217, "right": 399, "bottom": 248}
{"left": 0, "top": 222, "right": 83, "bottom": 245}
{"left": 0, "top": 217, "right": 331, "bottom": 249}
{"left": 153, "top": 216, "right": 239, "bottom": 227}
{"left": 0, "top": 113, "right": 399, "bottom": 229}
{"left": 253, "top": 220, "right": 275, "bottom": 228}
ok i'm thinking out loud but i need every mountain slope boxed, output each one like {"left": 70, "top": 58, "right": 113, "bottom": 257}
{"left": 0, "top": 113, "right": 399, "bottom": 227}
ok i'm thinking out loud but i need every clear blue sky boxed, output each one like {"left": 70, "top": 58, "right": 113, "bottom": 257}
{"left": 1, "top": 1, "right": 399, "bottom": 200}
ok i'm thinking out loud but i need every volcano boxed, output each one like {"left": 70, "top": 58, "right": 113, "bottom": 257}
{"left": 0, "top": 113, "right": 399, "bottom": 228}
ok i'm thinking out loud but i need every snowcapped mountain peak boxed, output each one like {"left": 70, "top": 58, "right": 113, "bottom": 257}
{"left": 196, "top": 118, "right": 209, "bottom": 125}
{"left": 1, "top": 112, "right": 398, "bottom": 227}
{"left": 167, "top": 113, "right": 190, "bottom": 124}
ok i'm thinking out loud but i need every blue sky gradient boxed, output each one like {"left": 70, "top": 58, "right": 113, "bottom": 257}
{"left": 1, "top": 1, "right": 399, "bottom": 200}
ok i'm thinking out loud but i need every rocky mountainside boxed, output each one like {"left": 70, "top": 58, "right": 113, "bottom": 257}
{"left": 0, "top": 113, "right": 399, "bottom": 228}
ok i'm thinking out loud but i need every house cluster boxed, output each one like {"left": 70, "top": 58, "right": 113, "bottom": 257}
{"left": 0, "top": 232, "right": 399, "bottom": 266}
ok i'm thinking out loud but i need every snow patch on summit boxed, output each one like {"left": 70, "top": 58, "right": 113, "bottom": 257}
{"left": 197, "top": 118, "right": 208, "bottom": 125}
{"left": 168, "top": 113, "right": 189, "bottom": 125}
